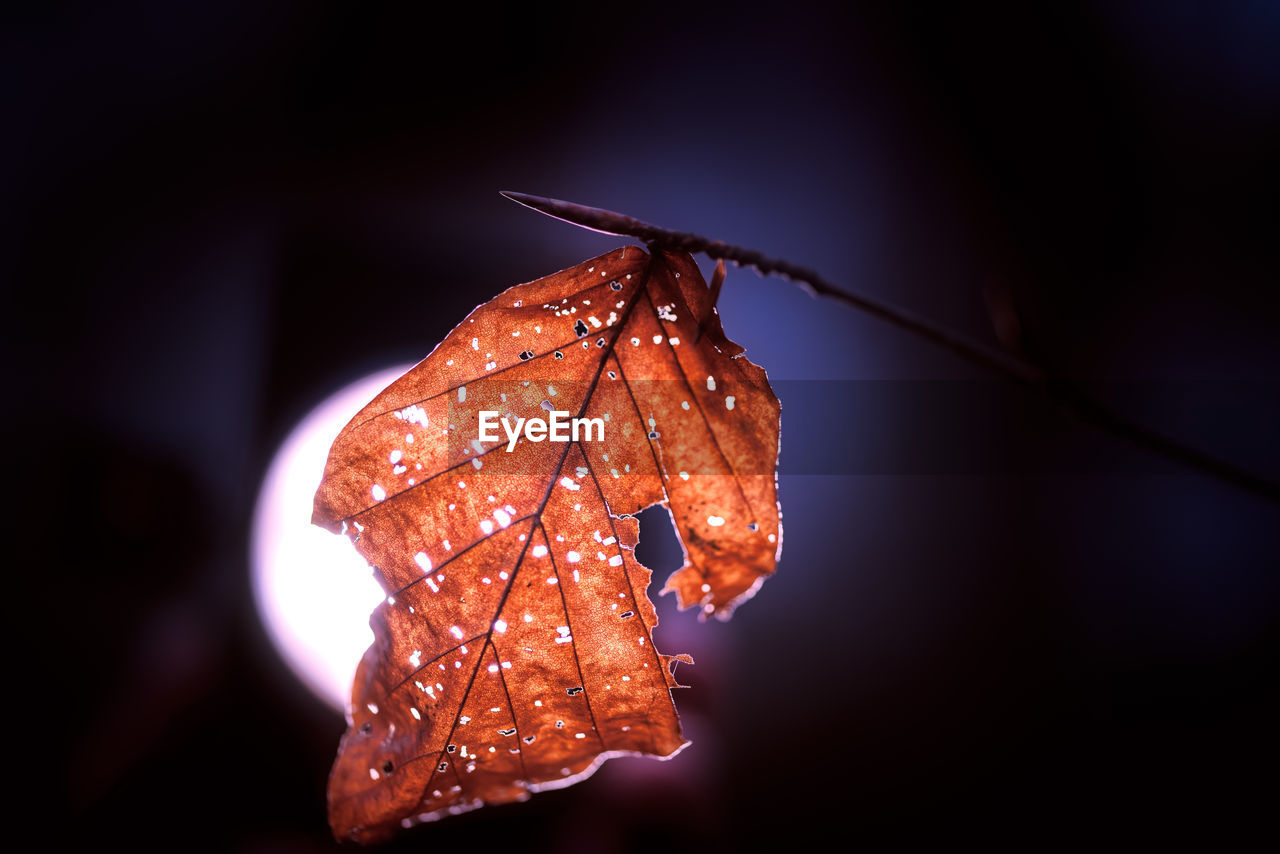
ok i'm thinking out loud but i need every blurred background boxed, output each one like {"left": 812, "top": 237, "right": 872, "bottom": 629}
{"left": 9, "top": 1, "right": 1279, "bottom": 849}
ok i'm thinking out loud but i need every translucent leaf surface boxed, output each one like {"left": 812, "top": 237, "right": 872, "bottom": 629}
{"left": 313, "top": 246, "right": 781, "bottom": 842}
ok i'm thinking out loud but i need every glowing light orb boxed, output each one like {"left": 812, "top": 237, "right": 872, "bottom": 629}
{"left": 251, "top": 366, "right": 411, "bottom": 712}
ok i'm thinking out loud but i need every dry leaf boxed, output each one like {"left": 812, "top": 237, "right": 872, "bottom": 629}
{"left": 313, "top": 246, "right": 781, "bottom": 842}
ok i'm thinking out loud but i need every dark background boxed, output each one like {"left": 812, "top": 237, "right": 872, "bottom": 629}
{"left": 10, "top": 2, "right": 1279, "bottom": 849}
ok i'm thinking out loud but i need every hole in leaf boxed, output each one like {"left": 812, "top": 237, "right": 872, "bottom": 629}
{"left": 634, "top": 505, "right": 683, "bottom": 581}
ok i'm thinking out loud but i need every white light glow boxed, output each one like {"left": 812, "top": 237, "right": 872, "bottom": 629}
{"left": 251, "top": 365, "right": 410, "bottom": 713}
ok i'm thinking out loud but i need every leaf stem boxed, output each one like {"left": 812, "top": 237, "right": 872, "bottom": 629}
{"left": 501, "top": 191, "right": 1280, "bottom": 503}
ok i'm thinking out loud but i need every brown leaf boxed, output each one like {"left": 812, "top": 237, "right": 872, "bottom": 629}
{"left": 312, "top": 246, "right": 781, "bottom": 842}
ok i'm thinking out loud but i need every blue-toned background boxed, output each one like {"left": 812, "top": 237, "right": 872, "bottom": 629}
{"left": 12, "top": 2, "right": 1279, "bottom": 848}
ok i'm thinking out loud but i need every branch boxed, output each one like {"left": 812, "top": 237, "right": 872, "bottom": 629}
{"left": 501, "top": 191, "right": 1280, "bottom": 503}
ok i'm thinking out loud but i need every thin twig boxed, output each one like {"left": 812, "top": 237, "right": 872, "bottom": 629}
{"left": 501, "top": 191, "right": 1280, "bottom": 503}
